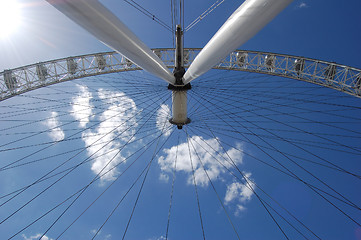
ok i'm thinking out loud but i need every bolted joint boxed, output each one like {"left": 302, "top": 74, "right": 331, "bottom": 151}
{"left": 168, "top": 82, "right": 191, "bottom": 91}
{"left": 173, "top": 66, "right": 186, "bottom": 85}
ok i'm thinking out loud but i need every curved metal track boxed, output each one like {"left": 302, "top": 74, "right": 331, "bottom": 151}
{"left": 1, "top": 48, "right": 361, "bottom": 101}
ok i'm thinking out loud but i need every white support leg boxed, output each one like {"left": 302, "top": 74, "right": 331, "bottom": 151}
{"left": 46, "top": 0, "right": 175, "bottom": 84}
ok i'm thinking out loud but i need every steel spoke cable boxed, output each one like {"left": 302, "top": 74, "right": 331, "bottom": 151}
{"left": 0, "top": 80, "right": 165, "bottom": 134}
{"left": 37, "top": 125, "right": 169, "bottom": 240}
{"left": 193, "top": 88, "right": 361, "bottom": 154}
{"left": 188, "top": 74, "right": 299, "bottom": 121}
{"left": 0, "top": 89, "right": 163, "bottom": 211}
{"left": 40, "top": 106, "right": 167, "bottom": 239}
{"left": 191, "top": 123, "right": 306, "bottom": 239}
{"left": 185, "top": 128, "right": 206, "bottom": 240}
{"left": 0, "top": 91, "right": 132, "bottom": 137}
{"left": 0, "top": 102, "right": 72, "bottom": 119}
{"left": 194, "top": 84, "right": 361, "bottom": 124}
{"left": 187, "top": 71, "right": 226, "bottom": 116}
{"left": 224, "top": 87, "right": 361, "bottom": 113}
{"left": 165, "top": 134, "right": 179, "bottom": 240}
{"left": 191, "top": 123, "right": 361, "bottom": 157}
{"left": 192, "top": 71, "right": 271, "bottom": 86}
{"left": 0, "top": 88, "right": 169, "bottom": 169}
{"left": 0, "top": 122, "right": 163, "bottom": 137}
{"left": 192, "top": 122, "right": 358, "bottom": 193}
{"left": 57, "top": 129, "right": 173, "bottom": 239}
{"left": 190, "top": 124, "right": 361, "bottom": 180}
{"left": 8, "top": 185, "right": 83, "bottom": 240}
{"left": 0, "top": 125, "right": 165, "bottom": 203}
{"left": 187, "top": 125, "right": 320, "bottom": 239}
{"left": 188, "top": 124, "right": 360, "bottom": 212}
{"left": 195, "top": 75, "right": 361, "bottom": 111}
{"left": 194, "top": 71, "right": 361, "bottom": 109}
{"left": 118, "top": 120, "right": 173, "bottom": 240}
{"left": 191, "top": 89, "right": 361, "bottom": 225}
{"left": 0, "top": 99, "right": 142, "bottom": 170}
{"left": 189, "top": 113, "right": 361, "bottom": 156}
{"left": 0, "top": 104, "right": 146, "bottom": 224}
{"left": 0, "top": 117, "right": 168, "bottom": 155}
{"left": 261, "top": 198, "right": 311, "bottom": 239}
{"left": 90, "top": 158, "right": 149, "bottom": 240}
{"left": 189, "top": 122, "right": 290, "bottom": 239}
{"left": 192, "top": 119, "right": 360, "bottom": 141}
{"left": 196, "top": 75, "right": 302, "bottom": 87}
{"left": 192, "top": 88, "right": 361, "bottom": 205}
{"left": 192, "top": 88, "right": 361, "bottom": 123}
{"left": 122, "top": 0, "right": 172, "bottom": 32}
{"left": 198, "top": 79, "right": 353, "bottom": 107}
{"left": 37, "top": 86, "right": 172, "bottom": 238}
{"left": 185, "top": 0, "right": 225, "bottom": 32}
{"left": 9, "top": 71, "right": 170, "bottom": 234}
{"left": 186, "top": 129, "right": 241, "bottom": 240}
{"left": 200, "top": 88, "right": 361, "bottom": 131}
{"left": 194, "top": 87, "right": 358, "bottom": 211}
{"left": 115, "top": 71, "right": 172, "bottom": 114}
{"left": 201, "top": 92, "right": 361, "bottom": 177}
{"left": 9, "top": 126, "right": 164, "bottom": 240}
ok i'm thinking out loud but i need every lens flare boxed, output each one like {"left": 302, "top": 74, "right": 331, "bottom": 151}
{"left": 0, "top": 1, "right": 21, "bottom": 38}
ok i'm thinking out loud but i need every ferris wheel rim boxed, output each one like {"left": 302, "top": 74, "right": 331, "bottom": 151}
{"left": 1, "top": 48, "right": 361, "bottom": 102}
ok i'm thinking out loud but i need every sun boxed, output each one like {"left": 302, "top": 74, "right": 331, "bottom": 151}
{"left": 0, "top": 0, "right": 21, "bottom": 38}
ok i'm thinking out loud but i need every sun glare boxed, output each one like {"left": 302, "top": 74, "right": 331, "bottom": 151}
{"left": 0, "top": 0, "right": 21, "bottom": 38}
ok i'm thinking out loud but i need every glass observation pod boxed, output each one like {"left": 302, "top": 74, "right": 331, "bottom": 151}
{"left": 3, "top": 70, "right": 17, "bottom": 91}
{"left": 36, "top": 63, "right": 48, "bottom": 81}
{"left": 294, "top": 58, "right": 305, "bottom": 75}
{"left": 265, "top": 55, "right": 275, "bottom": 71}
{"left": 236, "top": 52, "right": 248, "bottom": 68}
{"left": 67, "top": 58, "right": 78, "bottom": 75}
{"left": 96, "top": 55, "right": 107, "bottom": 70}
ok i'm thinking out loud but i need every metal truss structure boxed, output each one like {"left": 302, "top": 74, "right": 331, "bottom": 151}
{"left": 1, "top": 48, "right": 361, "bottom": 101}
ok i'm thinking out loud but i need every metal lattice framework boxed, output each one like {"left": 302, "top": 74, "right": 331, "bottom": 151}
{"left": 1, "top": 48, "right": 361, "bottom": 101}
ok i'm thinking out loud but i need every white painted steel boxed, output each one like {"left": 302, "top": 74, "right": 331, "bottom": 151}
{"left": 46, "top": 0, "right": 175, "bottom": 84}
{"left": 183, "top": 0, "right": 293, "bottom": 84}
{"left": 171, "top": 91, "right": 188, "bottom": 124}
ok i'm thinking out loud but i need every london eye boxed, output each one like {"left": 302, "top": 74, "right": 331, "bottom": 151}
{"left": 0, "top": 0, "right": 360, "bottom": 239}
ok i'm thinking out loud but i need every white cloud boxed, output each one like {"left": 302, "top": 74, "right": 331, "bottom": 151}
{"left": 22, "top": 233, "right": 53, "bottom": 240}
{"left": 158, "top": 136, "right": 243, "bottom": 187}
{"left": 224, "top": 172, "right": 255, "bottom": 215}
{"left": 71, "top": 84, "right": 93, "bottom": 128}
{"left": 159, "top": 172, "right": 170, "bottom": 182}
{"left": 235, "top": 204, "right": 246, "bottom": 216}
{"left": 156, "top": 104, "right": 172, "bottom": 137}
{"left": 81, "top": 89, "right": 138, "bottom": 183}
{"left": 90, "top": 229, "right": 111, "bottom": 239}
{"left": 297, "top": 2, "right": 308, "bottom": 8}
{"left": 43, "top": 111, "right": 65, "bottom": 141}
{"left": 148, "top": 236, "right": 166, "bottom": 240}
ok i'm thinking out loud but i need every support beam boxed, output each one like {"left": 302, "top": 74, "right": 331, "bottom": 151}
{"left": 46, "top": 0, "right": 175, "bottom": 84}
{"left": 183, "top": 0, "right": 293, "bottom": 84}
{"left": 169, "top": 25, "right": 190, "bottom": 129}
{"left": 173, "top": 25, "right": 186, "bottom": 86}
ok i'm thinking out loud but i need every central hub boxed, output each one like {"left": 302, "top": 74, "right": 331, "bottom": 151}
{"left": 168, "top": 24, "right": 191, "bottom": 129}
{"left": 168, "top": 83, "right": 191, "bottom": 129}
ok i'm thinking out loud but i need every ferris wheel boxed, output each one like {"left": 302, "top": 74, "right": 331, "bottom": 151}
{"left": 0, "top": 0, "right": 361, "bottom": 239}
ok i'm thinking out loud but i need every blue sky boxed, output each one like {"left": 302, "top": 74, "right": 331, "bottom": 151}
{"left": 0, "top": 0, "right": 361, "bottom": 240}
